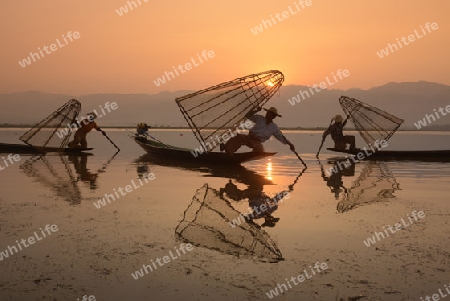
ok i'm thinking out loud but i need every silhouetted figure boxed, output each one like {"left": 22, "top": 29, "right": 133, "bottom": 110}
{"left": 68, "top": 112, "right": 105, "bottom": 148}
{"left": 221, "top": 106, "right": 295, "bottom": 155}
{"left": 322, "top": 114, "right": 356, "bottom": 151}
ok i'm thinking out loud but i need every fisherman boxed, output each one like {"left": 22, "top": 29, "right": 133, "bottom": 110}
{"left": 68, "top": 112, "right": 105, "bottom": 148}
{"left": 322, "top": 114, "right": 356, "bottom": 151}
{"left": 136, "top": 123, "right": 150, "bottom": 136}
{"left": 220, "top": 106, "right": 295, "bottom": 155}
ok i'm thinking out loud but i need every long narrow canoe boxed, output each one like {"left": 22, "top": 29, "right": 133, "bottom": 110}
{"left": 131, "top": 136, "right": 276, "bottom": 164}
{"left": 327, "top": 148, "right": 450, "bottom": 162}
{"left": 0, "top": 142, "right": 93, "bottom": 154}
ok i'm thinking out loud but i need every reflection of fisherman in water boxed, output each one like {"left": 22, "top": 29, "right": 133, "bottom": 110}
{"left": 136, "top": 160, "right": 151, "bottom": 179}
{"left": 319, "top": 159, "right": 355, "bottom": 200}
{"left": 68, "top": 155, "right": 98, "bottom": 190}
{"left": 220, "top": 177, "right": 294, "bottom": 228}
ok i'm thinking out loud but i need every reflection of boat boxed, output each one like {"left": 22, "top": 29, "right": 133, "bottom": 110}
{"left": 327, "top": 147, "right": 450, "bottom": 162}
{"left": 19, "top": 152, "right": 116, "bottom": 204}
{"left": 337, "top": 161, "right": 400, "bottom": 213}
{"left": 1, "top": 99, "right": 93, "bottom": 154}
{"left": 0, "top": 142, "right": 92, "bottom": 154}
{"left": 328, "top": 96, "right": 450, "bottom": 161}
{"left": 175, "top": 183, "right": 283, "bottom": 262}
{"left": 132, "top": 136, "right": 276, "bottom": 164}
{"left": 135, "top": 152, "right": 274, "bottom": 186}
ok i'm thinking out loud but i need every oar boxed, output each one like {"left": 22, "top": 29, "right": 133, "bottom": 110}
{"left": 101, "top": 130, "right": 120, "bottom": 151}
{"left": 316, "top": 119, "right": 334, "bottom": 158}
{"left": 316, "top": 138, "right": 326, "bottom": 158}
{"left": 281, "top": 133, "right": 307, "bottom": 169}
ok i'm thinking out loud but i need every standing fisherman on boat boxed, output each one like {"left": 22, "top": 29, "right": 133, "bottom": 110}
{"left": 220, "top": 106, "right": 296, "bottom": 155}
{"left": 68, "top": 112, "right": 105, "bottom": 148}
{"left": 322, "top": 114, "right": 356, "bottom": 151}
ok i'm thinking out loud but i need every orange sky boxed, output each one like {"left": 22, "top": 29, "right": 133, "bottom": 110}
{"left": 1, "top": 0, "right": 449, "bottom": 95}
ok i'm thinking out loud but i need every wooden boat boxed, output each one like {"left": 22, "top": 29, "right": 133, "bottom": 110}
{"left": 327, "top": 147, "right": 450, "bottom": 162}
{"left": 0, "top": 142, "right": 93, "bottom": 154}
{"left": 131, "top": 136, "right": 276, "bottom": 164}
{"left": 324, "top": 97, "right": 450, "bottom": 162}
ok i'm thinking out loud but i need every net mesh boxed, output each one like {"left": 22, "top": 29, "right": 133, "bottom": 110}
{"left": 176, "top": 70, "right": 284, "bottom": 151}
{"left": 337, "top": 161, "right": 400, "bottom": 213}
{"left": 175, "top": 183, "right": 283, "bottom": 262}
{"left": 20, "top": 99, "right": 81, "bottom": 148}
{"left": 339, "top": 96, "right": 404, "bottom": 146}
{"left": 20, "top": 155, "right": 82, "bottom": 204}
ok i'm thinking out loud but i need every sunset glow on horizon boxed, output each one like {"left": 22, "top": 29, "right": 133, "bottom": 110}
{"left": 1, "top": 0, "right": 449, "bottom": 95}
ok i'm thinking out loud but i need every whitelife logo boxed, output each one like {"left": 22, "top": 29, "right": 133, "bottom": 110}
{"left": 363, "top": 210, "right": 425, "bottom": 247}
{"left": 414, "top": 105, "right": 450, "bottom": 129}
{"left": 250, "top": 0, "right": 313, "bottom": 35}
{"left": 0, "top": 224, "right": 59, "bottom": 261}
{"left": 153, "top": 50, "right": 215, "bottom": 87}
{"left": 116, "top": 0, "right": 149, "bottom": 16}
{"left": 131, "top": 243, "right": 194, "bottom": 280}
{"left": 0, "top": 154, "right": 21, "bottom": 171}
{"left": 93, "top": 173, "right": 156, "bottom": 209}
{"left": 190, "top": 120, "right": 253, "bottom": 157}
{"left": 18, "top": 31, "right": 81, "bottom": 68}
{"left": 376, "top": 22, "right": 439, "bottom": 58}
{"left": 55, "top": 101, "right": 119, "bottom": 139}
{"left": 265, "top": 261, "right": 328, "bottom": 298}
{"left": 287, "top": 69, "right": 350, "bottom": 106}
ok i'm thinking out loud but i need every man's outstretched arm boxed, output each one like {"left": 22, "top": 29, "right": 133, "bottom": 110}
{"left": 245, "top": 106, "right": 262, "bottom": 118}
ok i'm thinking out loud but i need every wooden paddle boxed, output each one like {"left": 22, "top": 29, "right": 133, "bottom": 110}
{"left": 281, "top": 132, "right": 307, "bottom": 169}
{"left": 316, "top": 119, "right": 334, "bottom": 158}
{"left": 101, "top": 130, "right": 120, "bottom": 151}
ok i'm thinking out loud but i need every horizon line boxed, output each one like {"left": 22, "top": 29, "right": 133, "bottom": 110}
{"left": 1, "top": 80, "right": 448, "bottom": 97}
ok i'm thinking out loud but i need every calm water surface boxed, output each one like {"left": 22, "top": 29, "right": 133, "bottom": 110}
{"left": 1, "top": 129, "right": 449, "bottom": 301}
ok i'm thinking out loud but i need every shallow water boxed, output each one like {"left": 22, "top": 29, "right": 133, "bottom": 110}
{"left": 0, "top": 129, "right": 449, "bottom": 301}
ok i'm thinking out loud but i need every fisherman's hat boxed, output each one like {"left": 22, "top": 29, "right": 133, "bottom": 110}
{"left": 264, "top": 107, "right": 282, "bottom": 118}
{"left": 87, "top": 112, "right": 98, "bottom": 119}
{"left": 334, "top": 114, "right": 344, "bottom": 123}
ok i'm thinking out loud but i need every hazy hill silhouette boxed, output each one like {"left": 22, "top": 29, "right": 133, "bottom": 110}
{"left": 1, "top": 81, "right": 449, "bottom": 130}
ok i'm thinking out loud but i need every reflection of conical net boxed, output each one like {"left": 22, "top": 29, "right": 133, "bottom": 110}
{"left": 20, "top": 155, "right": 82, "bottom": 204}
{"left": 337, "top": 161, "right": 400, "bottom": 213}
{"left": 176, "top": 70, "right": 284, "bottom": 151}
{"left": 175, "top": 184, "right": 283, "bottom": 262}
{"left": 339, "top": 96, "right": 404, "bottom": 146}
{"left": 20, "top": 99, "right": 81, "bottom": 148}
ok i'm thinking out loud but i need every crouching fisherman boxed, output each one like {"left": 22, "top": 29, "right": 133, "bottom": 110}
{"left": 220, "top": 106, "right": 296, "bottom": 155}
{"left": 322, "top": 114, "right": 356, "bottom": 151}
{"left": 68, "top": 112, "right": 105, "bottom": 148}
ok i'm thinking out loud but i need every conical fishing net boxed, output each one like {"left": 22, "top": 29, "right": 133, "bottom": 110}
{"left": 339, "top": 96, "right": 404, "bottom": 146}
{"left": 20, "top": 99, "right": 81, "bottom": 148}
{"left": 175, "top": 183, "right": 283, "bottom": 262}
{"left": 176, "top": 70, "right": 284, "bottom": 151}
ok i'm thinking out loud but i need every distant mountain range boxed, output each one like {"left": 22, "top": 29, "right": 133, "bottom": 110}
{"left": 1, "top": 81, "right": 449, "bottom": 130}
